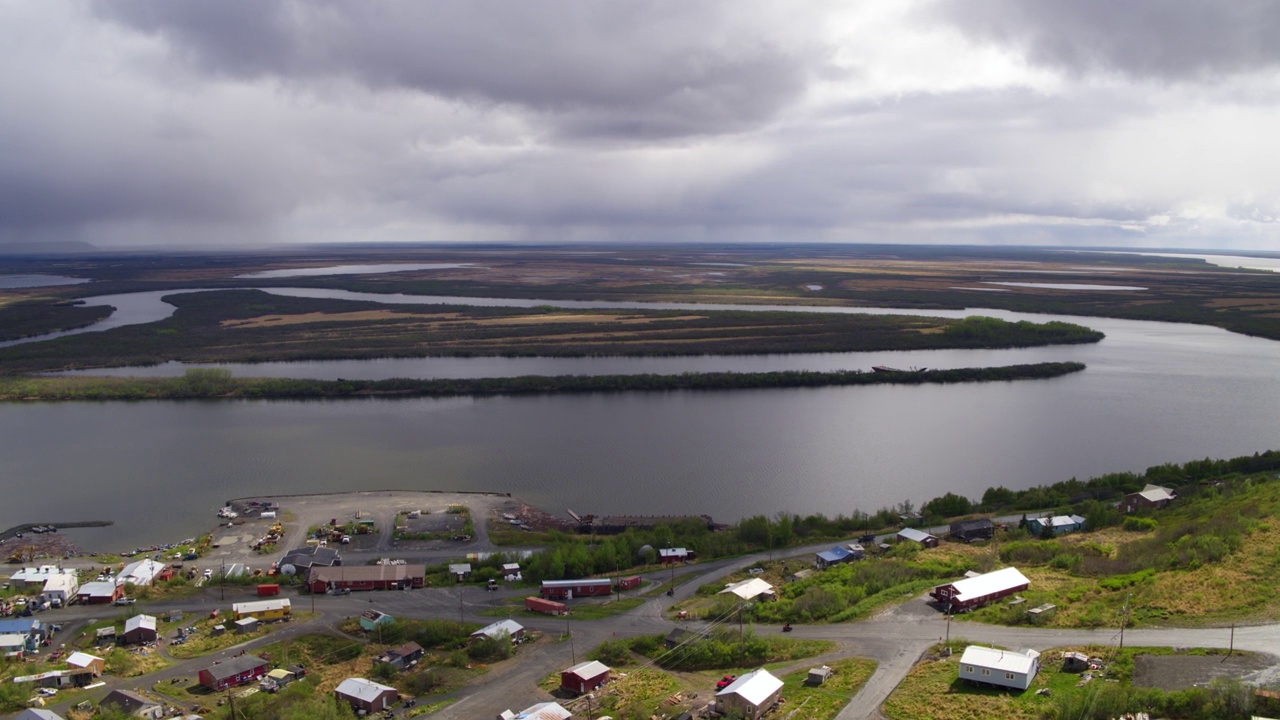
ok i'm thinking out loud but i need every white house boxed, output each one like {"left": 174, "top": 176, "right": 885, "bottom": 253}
{"left": 719, "top": 578, "right": 776, "bottom": 603}
{"left": 715, "top": 668, "right": 783, "bottom": 720}
{"left": 498, "top": 702, "right": 571, "bottom": 720}
{"left": 959, "top": 646, "right": 1041, "bottom": 690}
{"left": 41, "top": 572, "right": 80, "bottom": 605}
{"left": 118, "top": 559, "right": 167, "bottom": 587}
{"left": 470, "top": 619, "right": 524, "bottom": 643}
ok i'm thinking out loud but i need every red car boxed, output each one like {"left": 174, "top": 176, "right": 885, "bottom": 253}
{"left": 716, "top": 675, "right": 735, "bottom": 690}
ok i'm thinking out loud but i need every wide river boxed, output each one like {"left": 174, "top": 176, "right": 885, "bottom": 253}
{"left": 4, "top": 287, "right": 1280, "bottom": 551}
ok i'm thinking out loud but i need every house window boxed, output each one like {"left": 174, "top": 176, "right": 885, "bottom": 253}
{"left": 964, "top": 666, "right": 973, "bottom": 673}
{"left": 1005, "top": 672, "right": 1015, "bottom": 680}
{"left": 981, "top": 669, "right": 990, "bottom": 676}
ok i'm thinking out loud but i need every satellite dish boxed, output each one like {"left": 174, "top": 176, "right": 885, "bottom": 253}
{"left": 279, "top": 564, "right": 296, "bottom": 576}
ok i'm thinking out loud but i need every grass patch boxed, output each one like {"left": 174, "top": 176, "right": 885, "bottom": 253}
{"left": 778, "top": 657, "right": 879, "bottom": 720}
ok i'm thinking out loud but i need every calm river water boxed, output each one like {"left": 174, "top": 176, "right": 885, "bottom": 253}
{"left": 4, "top": 287, "right": 1280, "bottom": 551}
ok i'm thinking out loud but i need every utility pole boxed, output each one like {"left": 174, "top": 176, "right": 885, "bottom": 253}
{"left": 567, "top": 613, "right": 576, "bottom": 664}
{"left": 945, "top": 607, "right": 952, "bottom": 646}
{"left": 226, "top": 685, "right": 236, "bottom": 719}
{"left": 220, "top": 560, "right": 225, "bottom": 601}
{"left": 1118, "top": 593, "right": 1131, "bottom": 649}
{"left": 1226, "top": 623, "right": 1235, "bottom": 659}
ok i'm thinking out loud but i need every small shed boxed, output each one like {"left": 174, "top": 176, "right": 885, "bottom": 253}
{"left": 210, "top": 624, "right": 225, "bottom": 636}
{"left": 360, "top": 610, "right": 394, "bottom": 631}
{"left": 235, "top": 617, "right": 259, "bottom": 634}
{"left": 376, "top": 641, "right": 424, "bottom": 670}
{"left": 807, "top": 666, "right": 833, "bottom": 685}
{"left": 846, "top": 543, "right": 865, "bottom": 559}
{"left": 94, "top": 626, "right": 117, "bottom": 645}
{"left": 1027, "top": 603, "right": 1057, "bottom": 623}
{"left": 560, "top": 660, "right": 610, "bottom": 696}
{"left": 1062, "top": 652, "right": 1091, "bottom": 673}
{"left": 122, "top": 614, "right": 158, "bottom": 645}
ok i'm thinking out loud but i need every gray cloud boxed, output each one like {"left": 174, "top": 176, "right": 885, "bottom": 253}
{"left": 934, "top": 0, "right": 1280, "bottom": 80}
{"left": 94, "top": 0, "right": 820, "bottom": 140}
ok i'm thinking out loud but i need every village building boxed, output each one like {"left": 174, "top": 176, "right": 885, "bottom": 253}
{"left": 9, "top": 566, "right": 69, "bottom": 591}
{"left": 449, "top": 563, "right": 472, "bottom": 582}
{"left": 846, "top": 543, "right": 866, "bottom": 559}
{"left": 808, "top": 666, "right": 833, "bottom": 685}
{"left": 931, "top": 567, "right": 1030, "bottom": 613}
{"left": 99, "top": 689, "right": 164, "bottom": 719}
{"left": 117, "top": 559, "right": 170, "bottom": 587}
{"left": 1027, "top": 515, "right": 1086, "bottom": 536}
{"left": 360, "top": 610, "right": 395, "bottom": 631}
{"left": 198, "top": 654, "right": 270, "bottom": 691}
{"left": 815, "top": 546, "right": 852, "bottom": 569}
{"left": 15, "top": 709, "right": 66, "bottom": 720}
{"left": 12, "top": 668, "right": 96, "bottom": 690}
{"left": 615, "top": 575, "right": 642, "bottom": 591}
{"left": 0, "top": 619, "right": 48, "bottom": 652}
{"left": 234, "top": 617, "right": 259, "bottom": 634}
{"left": 279, "top": 545, "right": 342, "bottom": 573}
{"left": 260, "top": 668, "right": 298, "bottom": 691}
{"left": 1120, "top": 484, "right": 1177, "bottom": 513}
{"left": 560, "top": 660, "right": 610, "bottom": 695}
{"left": 76, "top": 581, "right": 120, "bottom": 605}
{"left": 65, "top": 652, "right": 105, "bottom": 676}
{"left": 498, "top": 701, "right": 572, "bottom": 720}
{"left": 949, "top": 518, "right": 995, "bottom": 542}
{"left": 39, "top": 572, "right": 79, "bottom": 606}
{"left": 715, "top": 668, "right": 784, "bottom": 720}
{"left": 525, "top": 597, "right": 567, "bottom": 615}
{"left": 307, "top": 564, "right": 425, "bottom": 593}
{"left": 897, "top": 527, "right": 940, "bottom": 548}
{"left": 335, "top": 678, "right": 399, "bottom": 714}
{"left": 375, "top": 641, "right": 424, "bottom": 671}
{"left": 95, "top": 627, "right": 117, "bottom": 646}
{"left": 0, "top": 633, "right": 26, "bottom": 658}
{"left": 958, "top": 646, "right": 1041, "bottom": 690}
{"left": 501, "top": 562, "right": 522, "bottom": 580}
{"left": 540, "top": 578, "right": 612, "bottom": 600}
{"left": 719, "top": 578, "right": 776, "bottom": 603}
{"left": 658, "top": 547, "right": 690, "bottom": 564}
{"left": 122, "top": 614, "right": 158, "bottom": 644}
{"left": 231, "top": 598, "right": 291, "bottom": 622}
{"left": 471, "top": 619, "right": 524, "bottom": 643}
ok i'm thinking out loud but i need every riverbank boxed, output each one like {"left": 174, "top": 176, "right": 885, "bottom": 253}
{"left": 0, "top": 362, "right": 1085, "bottom": 401}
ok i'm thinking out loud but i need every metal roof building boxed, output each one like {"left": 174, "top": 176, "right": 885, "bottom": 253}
{"left": 716, "top": 668, "right": 784, "bottom": 720}
{"left": 931, "top": 567, "right": 1030, "bottom": 612}
{"left": 959, "top": 646, "right": 1041, "bottom": 690}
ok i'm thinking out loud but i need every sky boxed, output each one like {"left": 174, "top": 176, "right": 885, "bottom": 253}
{"left": 3, "top": 1, "right": 1280, "bottom": 251}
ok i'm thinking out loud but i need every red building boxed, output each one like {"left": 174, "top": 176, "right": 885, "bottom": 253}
{"left": 540, "top": 578, "right": 612, "bottom": 599}
{"left": 308, "top": 565, "right": 426, "bottom": 593}
{"left": 561, "top": 660, "right": 611, "bottom": 696}
{"left": 931, "top": 567, "right": 1029, "bottom": 613}
{"left": 615, "top": 576, "right": 642, "bottom": 591}
{"left": 525, "top": 597, "right": 567, "bottom": 615}
{"left": 198, "top": 655, "right": 269, "bottom": 691}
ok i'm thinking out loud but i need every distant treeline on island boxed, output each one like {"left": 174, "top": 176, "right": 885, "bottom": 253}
{"left": 0, "top": 362, "right": 1085, "bottom": 401}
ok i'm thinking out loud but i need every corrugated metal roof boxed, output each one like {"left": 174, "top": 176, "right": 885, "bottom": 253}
{"left": 233, "top": 599, "right": 290, "bottom": 614}
{"left": 719, "top": 578, "right": 775, "bottom": 601}
{"left": 123, "top": 615, "right": 156, "bottom": 633}
{"left": 203, "top": 654, "right": 268, "bottom": 681}
{"left": 897, "top": 528, "right": 936, "bottom": 543}
{"left": 717, "top": 668, "right": 783, "bottom": 706}
{"left": 564, "top": 660, "right": 610, "bottom": 680}
{"left": 959, "top": 646, "right": 1040, "bottom": 674}
{"left": 471, "top": 619, "right": 523, "bottom": 640}
{"left": 947, "top": 567, "right": 1029, "bottom": 603}
{"left": 335, "top": 677, "right": 396, "bottom": 703}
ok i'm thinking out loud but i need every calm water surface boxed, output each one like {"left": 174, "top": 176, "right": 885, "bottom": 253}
{"left": 4, "top": 287, "right": 1280, "bottom": 549}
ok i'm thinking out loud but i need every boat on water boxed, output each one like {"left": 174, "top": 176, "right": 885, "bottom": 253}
{"left": 871, "top": 366, "right": 928, "bottom": 373}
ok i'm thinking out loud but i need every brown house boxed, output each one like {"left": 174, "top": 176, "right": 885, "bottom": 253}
{"left": 1120, "top": 484, "right": 1176, "bottom": 513}
{"left": 308, "top": 565, "right": 425, "bottom": 593}
{"left": 198, "top": 654, "right": 270, "bottom": 691}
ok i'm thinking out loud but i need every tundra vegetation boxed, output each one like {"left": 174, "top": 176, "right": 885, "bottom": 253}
{"left": 883, "top": 644, "right": 1259, "bottom": 720}
{"left": 0, "top": 289, "right": 1101, "bottom": 374}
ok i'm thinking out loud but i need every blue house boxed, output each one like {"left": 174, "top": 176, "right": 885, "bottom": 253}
{"left": 0, "top": 619, "right": 46, "bottom": 652}
{"left": 814, "top": 546, "right": 852, "bottom": 569}
{"left": 1027, "top": 515, "right": 1086, "bottom": 536}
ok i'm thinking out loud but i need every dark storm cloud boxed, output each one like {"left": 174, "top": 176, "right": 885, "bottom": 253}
{"left": 94, "top": 0, "right": 818, "bottom": 139}
{"left": 935, "top": 0, "right": 1280, "bottom": 80}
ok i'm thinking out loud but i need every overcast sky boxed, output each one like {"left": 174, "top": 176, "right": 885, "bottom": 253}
{"left": 3, "top": 1, "right": 1280, "bottom": 250}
